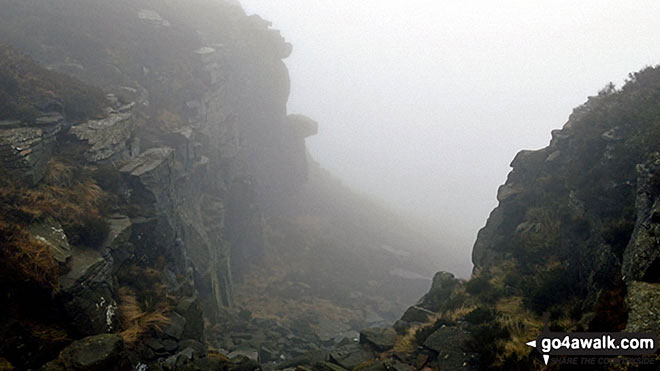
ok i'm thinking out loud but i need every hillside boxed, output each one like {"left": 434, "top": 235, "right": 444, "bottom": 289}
{"left": 358, "top": 69, "right": 660, "bottom": 370}
{"left": 3, "top": 1, "right": 660, "bottom": 371}
{"left": 0, "top": 1, "right": 443, "bottom": 369}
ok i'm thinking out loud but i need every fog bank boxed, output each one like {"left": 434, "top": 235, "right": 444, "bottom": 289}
{"left": 240, "top": 0, "right": 660, "bottom": 277}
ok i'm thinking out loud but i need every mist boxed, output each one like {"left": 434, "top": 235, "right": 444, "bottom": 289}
{"left": 239, "top": 0, "right": 660, "bottom": 277}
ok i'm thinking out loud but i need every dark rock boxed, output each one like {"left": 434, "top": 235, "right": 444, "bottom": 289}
{"left": 228, "top": 355, "right": 261, "bottom": 371}
{"left": 42, "top": 334, "right": 125, "bottom": 371}
{"left": 622, "top": 154, "right": 660, "bottom": 283}
{"left": 392, "top": 320, "right": 410, "bottom": 335}
{"left": 328, "top": 343, "right": 374, "bottom": 370}
{"left": 178, "top": 339, "right": 206, "bottom": 355}
{"left": 163, "top": 338, "right": 179, "bottom": 353}
{"left": 359, "top": 327, "right": 397, "bottom": 352}
{"left": 423, "top": 326, "right": 470, "bottom": 353}
{"left": 422, "top": 327, "right": 472, "bottom": 371}
{"left": 145, "top": 337, "right": 166, "bottom": 352}
{"left": 414, "top": 353, "right": 430, "bottom": 369}
{"left": 229, "top": 347, "right": 259, "bottom": 362}
{"left": 57, "top": 246, "right": 117, "bottom": 336}
{"left": 28, "top": 217, "right": 71, "bottom": 263}
{"left": 416, "top": 272, "right": 459, "bottom": 312}
{"left": 318, "top": 318, "right": 355, "bottom": 345}
{"left": 259, "top": 346, "right": 279, "bottom": 363}
{"left": 311, "top": 361, "right": 348, "bottom": 371}
{"left": 400, "top": 306, "right": 435, "bottom": 324}
{"left": 277, "top": 350, "right": 327, "bottom": 369}
{"left": 165, "top": 312, "right": 186, "bottom": 340}
{"left": 163, "top": 347, "right": 195, "bottom": 369}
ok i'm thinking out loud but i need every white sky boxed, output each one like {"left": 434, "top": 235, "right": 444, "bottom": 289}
{"left": 239, "top": 0, "right": 660, "bottom": 277}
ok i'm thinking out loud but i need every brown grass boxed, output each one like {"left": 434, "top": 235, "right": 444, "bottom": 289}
{"left": 0, "top": 219, "right": 60, "bottom": 290}
{"left": 0, "top": 160, "right": 110, "bottom": 253}
{"left": 29, "top": 322, "right": 70, "bottom": 343}
{"left": 494, "top": 296, "right": 543, "bottom": 362}
{"left": 207, "top": 350, "right": 230, "bottom": 362}
{"left": 393, "top": 325, "right": 421, "bottom": 353}
{"left": 43, "top": 160, "right": 76, "bottom": 187}
{"left": 118, "top": 287, "right": 170, "bottom": 344}
{"left": 393, "top": 304, "right": 476, "bottom": 353}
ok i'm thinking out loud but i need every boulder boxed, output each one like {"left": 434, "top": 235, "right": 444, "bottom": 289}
{"left": 177, "top": 296, "right": 205, "bottom": 341}
{"left": 359, "top": 327, "right": 397, "bottom": 352}
{"left": 423, "top": 326, "right": 470, "bottom": 353}
{"left": 163, "top": 347, "right": 195, "bottom": 369}
{"left": 164, "top": 312, "right": 186, "bottom": 340}
{"left": 400, "top": 306, "right": 435, "bottom": 324}
{"left": 328, "top": 343, "right": 374, "bottom": 370}
{"left": 229, "top": 347, "right": 259, "bottom": 362}
{"left": 318, "top": 318, "right": 355, "bottom": 345}
{"left": 422, "top": 327, "right": 472, "bottom": 371}
{"left": 42, "top": 334, "right": 125, "bottom": 370}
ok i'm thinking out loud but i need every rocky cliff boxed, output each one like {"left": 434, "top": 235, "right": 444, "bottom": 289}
{"left": 0, "top": 1, "right": 439, "bottom": 370}
{"left": 352, "top": 70, "right": 660, "bottom": 370}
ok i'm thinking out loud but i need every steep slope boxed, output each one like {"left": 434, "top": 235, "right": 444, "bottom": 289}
{"left": 349, "top": 69, "right": 660, "bottom": 370}
{"left": 0, "top": 1, "right": 442, "bottom": 369}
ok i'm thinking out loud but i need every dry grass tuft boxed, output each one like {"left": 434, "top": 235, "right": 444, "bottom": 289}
{"left": 0, "top": 219, "right": 60, "bottom": 290}
{"left": 118, "top": 287, "right": 170, "bottom": 344}
{"left": 0, "top": 161, "right": 111, "bottom": 250}
{"left": 207, "top": 350, "right": 230, "bottom": 362}
{"left": 494, "top": 296, "right": 543, "bottom": 363}
{"left": 393, "top": 304, "right": 476, "bottom": 353}
{"left": 30, "top": 322, "right": 70, "bottom": 343}
{"left": 393, "top": 324, "right": 423, "bottom": 353}
{"left": 43, "top": 160, "right": 76, "bottom": 187}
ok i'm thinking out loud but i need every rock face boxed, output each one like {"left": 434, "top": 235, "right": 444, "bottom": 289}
{"left": 58, "top": 245, "right": 118, "bottom": 336}
{"left": 0, "top": 1, "right": 434, "bottom": 370}
{"left": 370, "top": 69, "right": 660, "bottom": 370}
{"left": 69, "top": 109, "right": 135, "bottom": 163}
{"left": 622, "top": 154, "right": 660, "bottom": 283}
{"left": 0, "top": 0, "right": 323, "bottom": 368}
{"left": 625, "top": 281, "right": 660, "bottom": 336}
{"left": 0, "top": 114, "right": 63, "bottom": 184}
{"left": 29, "top": 217, "right": 72, "bottom": 264}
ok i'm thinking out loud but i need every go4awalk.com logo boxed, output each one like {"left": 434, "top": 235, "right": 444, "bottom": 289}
{"left": 526, "top": 320, "right": 658, "bottom": 365}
